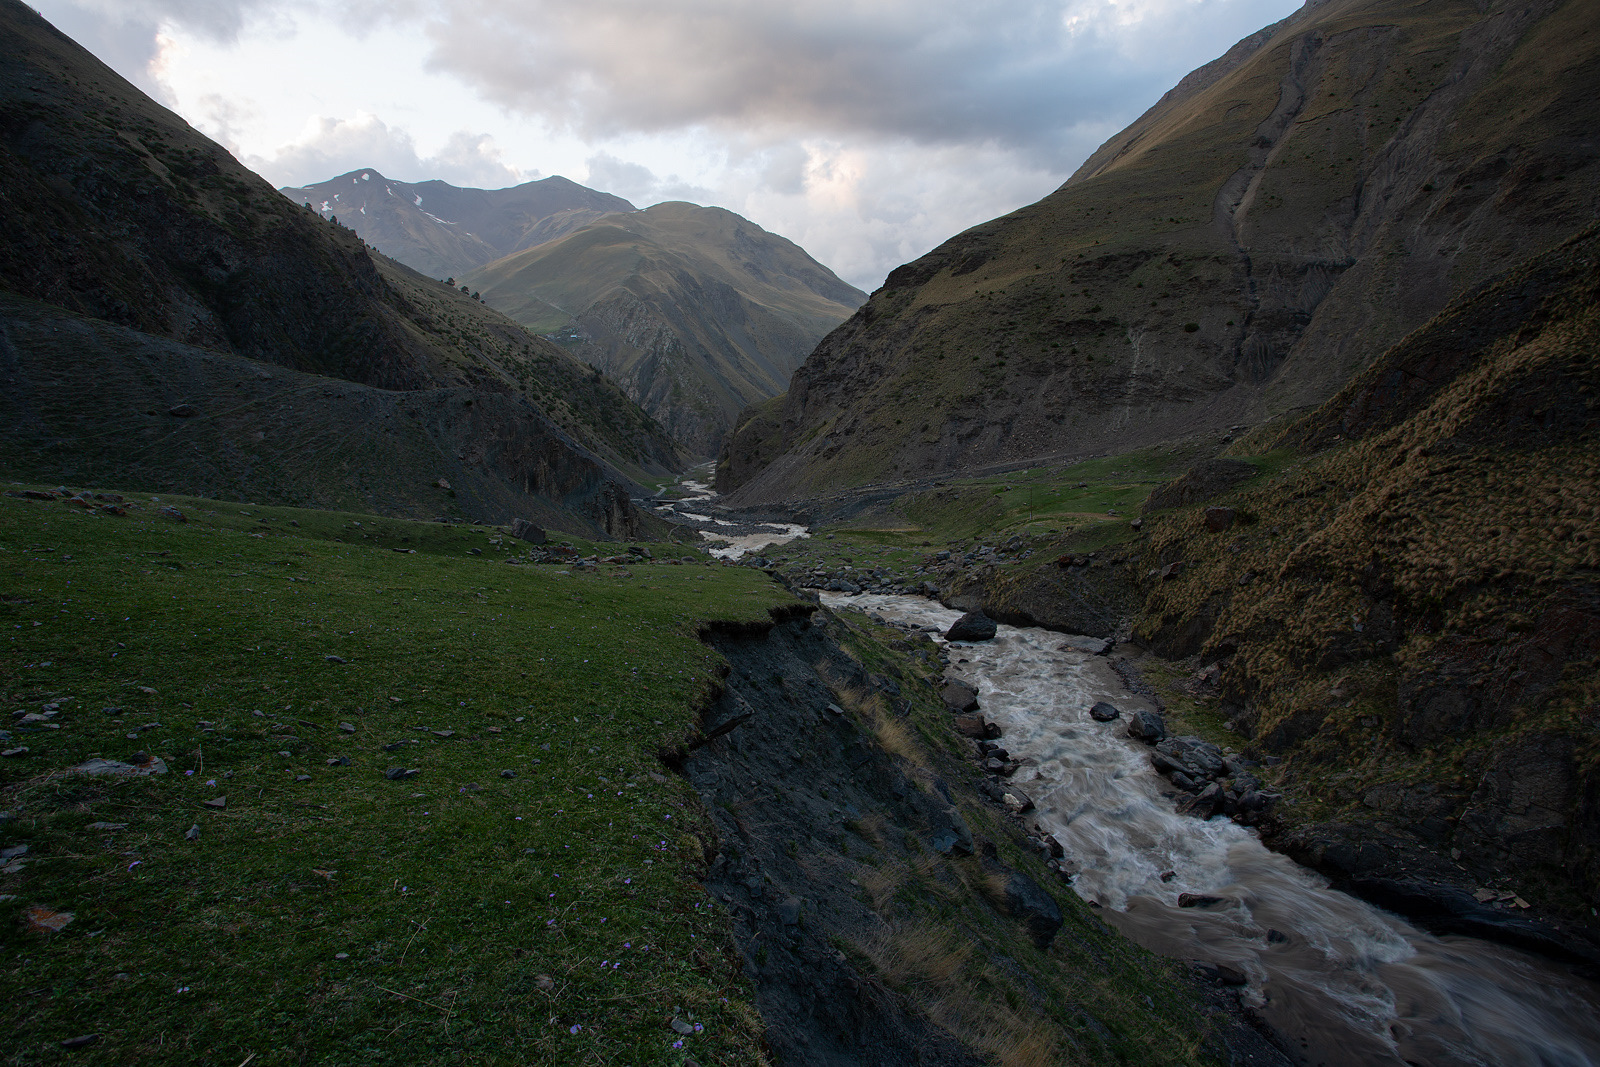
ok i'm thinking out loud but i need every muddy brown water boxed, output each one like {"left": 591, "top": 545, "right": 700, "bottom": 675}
{"left": 822, "top": 592, "right": 1600, "bottom": 1067}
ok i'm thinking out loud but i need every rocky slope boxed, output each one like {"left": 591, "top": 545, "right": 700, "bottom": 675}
{"left": 279, "top": 170, "right": 636, "bottom": 281}
{"left": 719, "top": 0, "right": 1600, "bottom": 502}
{"left": 0, "top": 0, "right": 681, "bottom": 535}
{"left": 1130, "top": 222, "right": 1600, "bottom": 936}
{"left": 465, "top": 203, "right": 865, "bottom": 458}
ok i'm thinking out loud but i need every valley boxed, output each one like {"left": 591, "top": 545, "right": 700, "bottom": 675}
{"left": 3, "top": 0, "right": 1598, "bottom": 1062}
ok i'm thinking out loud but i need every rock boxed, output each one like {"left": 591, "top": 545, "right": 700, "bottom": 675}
{"left": 1126, "top": 709, "right": 1166, "bottom": 743}
{"left": 158, "top": 505, "right": 186, "bottom": 522}
{"left": 338, "top": 722, "right": 356, "bottom": 733}
{"left": 953, "top": 714, "right": 999, "bottom": 740}
{"left": 1089, "top": 701, "right": 1120, "bottom": 722}
{"left": 1042, "top": 834, "right": 1065, "bottom": 859}
{"left": 324, "top": 655, "right": 347, "bottom": 664}
{"left": 945, "top": 611, "right": 998, "bottom": 642}
{"left": 1178, "top": 782, "right": 1223, "bottom": 818}
{"left": 23, "top": 905, "right": 73, "bottom": 932}
{"left": 1, "top": 746, "right": 27, "bottom": 758}
{"left": 59, "top": 1034, "right": 100, "bottom": 1050}
{"left": 1059, "top": 635, "right": 1114, "bottom": 655}
{"left": 984, "top": 757, "right": 1012, "bottom": 776}
{"left": 1001, "top": 789, "right": 1034, "bottom": 813}
{"left": 167, "top": 403, "right": 197, "bottom": 417}
{"left": 432, "top": 729, "right": 456, "bottom": 738}
{"left": 295, "top": 775, "right": 311, "bottom": 782}
{"left": 1267, "top": 929, "right": 1289, "bottom": 944}
{"left": 384, "top": 767, "right": 419, "bottom": 780}
{"left": 670, "top": 1017, "right": 696, "bottom": 1036}
{"left": 501, "top": 769, "right": 516, "bottom": 778}
{"left": 1169, "top": 771, "right": 1198, "bottom": 793}
{"left": 510, "top": 518, "right": 547, "bottom": 544}
{"left": 185, "top": 824, "right": 200, "bottom": 841}
{"left": 940, "top": 679, "right": 979, "bottom": 713}
{"left": 1203, "top": 507, "right": 1237, "bottom": 532}
{"left": 326, "top": 756, "right": 349, "bottom": 766}
{"left": 1155, "top": 736, "right": 1226, "bottom": 779}
{"left": 73, "top": 755, "right": 167, "bottom": 776}
{"left": 1160, "top": 560, "right": 1184, "bottom": 580}
{"left": 778, "top": 896, "right": 803, "bottom": 925}
{"left": 202, "top": 796, "right": 226, "bottom": 809}
{"left": 1177, "top": 893, "right": 1226, "bottom": 908}
{"left": 1002, "top": 870, "right": 1062, "bottom": 948}
{"left": 824, "top": 703, "right": 846, "bottom": 717}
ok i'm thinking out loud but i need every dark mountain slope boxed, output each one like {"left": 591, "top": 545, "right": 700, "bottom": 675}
{"left": 0, "top": 0, "right": 682, "bottom": 534}
{"left": 720, "top": 0, "right": 1600, "bottom": 502}
{"left": 279, "top": 170, "right": 636, "bottom": 280}
{"left": 465, "top": 202, "right": 865, "bottom": 458}
{"left": 1134, "top": 222, "right": 1600, "bottom": 926}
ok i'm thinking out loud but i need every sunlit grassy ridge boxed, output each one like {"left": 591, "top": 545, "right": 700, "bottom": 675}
{"left": 0, "top": 489, "right": 794, "bottom": 1065}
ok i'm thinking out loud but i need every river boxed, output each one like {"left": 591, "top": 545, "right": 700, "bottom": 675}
{"left": 821, "top": 591, "right": 1600, "bottom": 1067}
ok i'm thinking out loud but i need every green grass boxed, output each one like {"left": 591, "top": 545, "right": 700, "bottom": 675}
{"left": 0, "top": 489, "right": 791, "bottom": 1065}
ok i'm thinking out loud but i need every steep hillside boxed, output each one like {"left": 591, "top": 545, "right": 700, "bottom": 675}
{"left": 0, "top": 0, "right": 682, "bottom": 535}
{"left": 279, "top": 170, "right": 636, "bottom": 280}
{"left": 1133, "top": 222, "right": 1600, "bottom": 924}
{"left": 465, "top": 202, "right": 865, "bottom": 458}
{"left": 720, "top": 0, "right": 1600, "bottom": 502}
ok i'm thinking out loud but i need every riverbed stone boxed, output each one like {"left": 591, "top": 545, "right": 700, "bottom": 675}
{"left": 1126, "top": 709, "right": 1166, "bottom": 743}
{"left": 1156, "top": 736, "right": 1226, "bottom": 779}
{"left": 945, "top": 611, "right": 998, "bottom": 642}
{"left": 940, "top": 679, "right": 979, "bottom": 713}
{"left": 1089, "top": 701, "right": 1120, "bottom": 722}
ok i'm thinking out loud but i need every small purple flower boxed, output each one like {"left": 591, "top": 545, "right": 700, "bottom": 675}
{"left": 569, "top": 1024, "right": 581, "bottom": 1035}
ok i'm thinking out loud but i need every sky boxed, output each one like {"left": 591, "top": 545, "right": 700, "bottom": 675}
{"left": 34, "top": 0, "right": 1302, "bottom": 292}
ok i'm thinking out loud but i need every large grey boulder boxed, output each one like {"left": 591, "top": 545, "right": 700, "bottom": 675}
{"left": 1126, "top": 708, "right": 1166, "bottom": 743}
{"left": 945, "top": 611, "right": 998, "bottom": 642}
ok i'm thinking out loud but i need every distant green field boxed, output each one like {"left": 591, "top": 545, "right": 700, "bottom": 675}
{"left": 0, "top": 487, "right": 791, "bottom": 1065}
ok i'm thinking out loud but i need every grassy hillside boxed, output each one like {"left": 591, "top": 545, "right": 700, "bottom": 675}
{"left": 466, "top": 203, "right": 865, "bottom": 459}
{"left": 0, "top": 0, "right": 682, "bottom": 532}
{"left": 1131, "top": 222, "right": 1600, "bottom": 922}
{"left": 720, "top": 0, "right": 1600, "bottom": 502}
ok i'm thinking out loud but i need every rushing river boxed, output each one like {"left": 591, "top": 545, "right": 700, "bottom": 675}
{"left": 821, "top": 592, "right": 1600, "bottom": 1067}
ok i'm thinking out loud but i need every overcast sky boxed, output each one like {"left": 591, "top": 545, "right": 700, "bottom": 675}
{"left": 35, "top": 0, "right": 1301, "bottom": 291}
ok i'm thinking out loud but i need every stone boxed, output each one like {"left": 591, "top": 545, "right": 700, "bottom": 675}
{"left": 203, "top": 796, "right": 226, "bottom": 809}
{"left": 1089, "top": 701, "right": 1120, "bottom": 722}
{"left": 1159, "top": 560, "right": 1183, "bottom": 580}
{"left": 670, "top": 1017, "right": 696, "bottom": 1036}
{"left": 338, "top": 722, "right": 356, "bottom": 734}
{"left": 59, "top": 1034, "right": 100, "bottom": 1050}
{"left": 946, "top": 611, "right": 998, "bottom": 642}
{"left": 432, "top": 730, "right": 456, "bottom": 738}
{"left": 325, "top": 655, "right": 347, "bottom": 664}
{"left": 510, "top": 518, "right": 547, "bottom": 544}
{"left": 824, "top": 703, "right": 846, "bottom": 717}
{"left": 73, "top": 755, "right": 167, "bottom": 776}
{"left": 159, "top": 505, "right": 186, "bottom": 523}
{"left": 1267, "top": 929, "right": 1289, "bottom": 944}
{"left": 778, "top": 896, "right": 802, "bottom": 925}
{"left": 1177, "top": 893, "right": 1226, "bottom": 908}
{"left": 1126, "top": 709, "right": 1166, "bottom": 743}
{"left": 1156, "top": 736, "right": 1226, "bottom": 779}
{"left": 1203, "top": 507, "right": 1237, "bottom": 532}
{"left": 167, "top": 403, "right": 197, "bottom": 418}
{"left": 1042, "top": 834, "right": 1065, "bottom": 859}
{"left": 1, "top": 746, "right": 26, "bottom": 758}
{"left": 185, "top": 825, "right": 200, "bottom": 841}
{"left": 23, "top": 905, "right": 73, "bottom": 932}
{"left": 953, "top": 714, "right": 999, "bottom": 740}
{"left": 1001, "top": 789, "right": 1034, "bottom": 813}
{"left": 1002, "top": 870, "right": 1062, "bottom": 948}
{"left": 384, "top": 767, "right": 419, "bottom": 780}
{"left": 501, "top": 770, "right": 516, "bottom": 778}
{"left": 295, "top": 775, "right": 312, "bottom": 782}
{"left": 940, "top": 680, "right": 979, "bottom": 713}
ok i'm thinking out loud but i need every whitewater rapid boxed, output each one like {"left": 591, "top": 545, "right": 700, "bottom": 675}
{"left": 822, "top": 592, "right": 1600, "bottom": 1067}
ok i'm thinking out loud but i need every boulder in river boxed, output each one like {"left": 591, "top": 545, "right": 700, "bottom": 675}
{"left": 1089, "top": 701, "right": 1121, "bottom": 722}
{"left": 946, "top": 611, "right": 998, "bottom": 642}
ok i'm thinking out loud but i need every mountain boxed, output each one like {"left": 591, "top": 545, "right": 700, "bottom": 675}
{"left": 718, "top": 0, "right": 1600, "bottom": 502}
{"left": 278, "top": 170, "right": 636, "bottom": 280}
{"left": 464, "top": 202, "right": 866, "bottom": 458}
{"left": 1134, "top": 221, "right": 1600, "bottom": 932}
{"left": 0, "top": 0, "right": 681, "bottom": 536}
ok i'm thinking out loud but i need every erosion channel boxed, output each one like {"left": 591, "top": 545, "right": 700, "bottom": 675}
{"left": 820, "top": 593, "right": 1600, "bottom": 1067}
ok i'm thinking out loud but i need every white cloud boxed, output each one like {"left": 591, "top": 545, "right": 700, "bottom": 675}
{"left": 261, "top": 114, "right": 527, "bottom": 189}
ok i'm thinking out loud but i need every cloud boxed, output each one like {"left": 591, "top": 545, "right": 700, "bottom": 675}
{"left": 417, "top": 0, "right": 1297, "bottom": 167}
{"left": 257, "top": 114, "right": 528, "bottom": 189}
